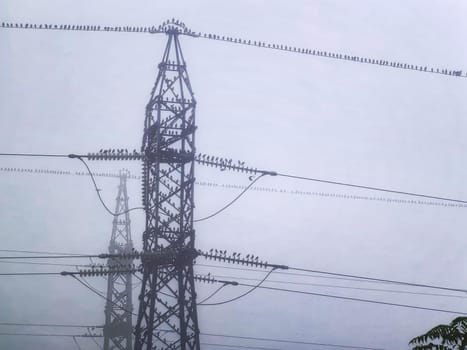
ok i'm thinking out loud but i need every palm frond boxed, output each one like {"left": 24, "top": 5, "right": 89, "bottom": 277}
{"left": 411, "top": 343, "right": 454, "bottom": 350}
{"left": 410, "top": 324, "right": 462, "bottom": 345}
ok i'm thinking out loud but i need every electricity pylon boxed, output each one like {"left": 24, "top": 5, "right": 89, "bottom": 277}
{"left": 134, "top": 20, "right": 200, "bottom": 350}
{"left": 104, "top": 170, "right": 134, "bottom": 350}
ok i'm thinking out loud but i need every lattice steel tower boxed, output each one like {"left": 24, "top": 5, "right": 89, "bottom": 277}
{"left": 104, "top": 170, "right": 134, "bottom": 350}
{"left": 134, "top": 20, "right": 200, "bottom": 350}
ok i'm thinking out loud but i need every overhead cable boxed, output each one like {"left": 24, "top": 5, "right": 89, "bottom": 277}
{"left": 0, "top": 322, "right": 102, "bottom": 328}
{"left": 0, "top": 332, "right": 386, "bottom": 350}
{"left": 0, "top": 321, "right": 389, "bottom": 350}
{"left": 276, "top": 172, "right": 467, "bottom": 205}
{"left": 237, "top": 282, "right": 467, "bottom": 316}
{"left": 200, "top": 250, "right": 467, "bottom": 294}
{"left": 197, "top": 32, "right": 465, "bottom": 78}
{"left": 69, "top": 275, "right": 138, "bottom": 317}
{"left": 73, "top": 156, "right": 145, "bottom": 216}
{"left": 197, "top": 284, "right": 228, "bottom": 304}
{"left": 286, "top": 266, "right": 467, "bottom": 294}
{"left": 0, "top": 254, "right": 98, "bottom": 260}
{"left": 1, "top": 21, "right": 465, "bottom": 79}
{"left": 2, "top": 248, "right": 464, "bottom": 295}
{"left": 199, "top": 268, "right": 276, "bottom": 306}
{"left": 186, "top": 154, "right": 467, "bottom": 205}
{"left": 2, "top": 151, "right": 466, "bottom": 205}
{"left": 200, "top": 333, "right": 387, "bottom": 350}
{"left": 194, "top": 174, "right": 267, "bottom": 222}
{"left": 0, "top": 272, "right": 64, "bottom": 276}
{"left": 0, "top": 332, "right": 102, "bottom": 337}
{"left": 0, "top": 249, "right": 82, "bottom": 256}
{"left": 3, "top": 166, "right": 464, "bottom": 209}
{"left": 201, "top": 342, "right": 377, "bottom": 350}
{"left": 0, "top": 261, "right": 89, "bottom": 268}
{"left": 208, "top": 274, "right": 467, "bottom": 299}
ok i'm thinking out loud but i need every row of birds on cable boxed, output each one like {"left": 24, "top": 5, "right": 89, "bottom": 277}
{"left": 87, "top": 149, "right": 142, "bottom": 160}
{"left": 0, "top": 167, "right": 72, "bottom": 175}
{"left": 76, "top": 264, "right": 139, "bottom": 277}
{"left": 0, "top": 167, "right": 135, "bottom": 179}
{"left": 98, "top": 148, "right": 140, "bottom": 155}
{"left": 195, "top": 154, "right": 261, "bottom": 174}
{"left": 206, "top": 249, "right": 261, "bottom": 263}
{"left": 200, "top": 32, "right": 465, "bottom": 77}
{"left": 2, "top": 21, "right": 463, "bottom": 77}
{"left": 1, "top": 19, "right": 199, "bottom": 36}
{"left": 194, "top": 274, "right": 217, "bottom": 284}
{"left": 195, "top": 154, "right": 248, "bottom": 168}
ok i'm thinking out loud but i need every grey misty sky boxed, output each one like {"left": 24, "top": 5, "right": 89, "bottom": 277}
{"left": 0, "top": 0, "right": 466, "bottom": 349}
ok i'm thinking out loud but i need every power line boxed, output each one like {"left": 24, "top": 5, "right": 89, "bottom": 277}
{"left": 198, "top": 284, "right": 228, "bottom": 304}
{"left": 0, "top": 261, "right": 90, "bottom": 268}
{"left": 286, "top": 266, "right": 467, "bottom": 294}
{"left": 201, "top": 343, "right": 378, "bottom": 350}
{"left": 0, "top": 321, "right": 387, "bottom": 350}
{"left": 236, "top": 282, "right": 467, "bottom": 316}
{"left": 276, "top": 172, "right": 467, "bottom": 205}
{"left": 0, "top": 254, "right": 99, "bottom": 260}
{"left": 201, "top": 341, "right": 385, "bottom": 350}
{"left": 196, "top": 180, "right": 467, "bottom": 209}
{"left": 1, "top": 248, "right": 464, "bottom": 295}
{"left": 2, "top": 152, "right": 467, "bottom": 206}
{"left": 209, "top": 274, "right": 467, "bottom": 299}
{"left": 0, "top": 272, "right": 63, "bottom": 276}
{"left": 197, "top": 264, "right": 467, "bottom": 297}
{"left": 2, "top": 270, "right": 463, "bottom": 313}
{"left": 70, "top": 275, "right": 138, "bottom": 317}
{"left": 0, "top": 331, "right": 387, "bottom": 350}
{"left": 197, "top": 263, "right": 421, "bottom": 285}
{"left": 200, "top": 333, "right": 387, "bottom": 350}
{"left": 198, "top": 32, "right": 466, "bottom": 78}
{"left": 0, "top": 153, "right": 145, "bottom": 216}
{"left": 2, "top": 166, "right": 465, "bottom": 209}
{"left": 0, "top": 332, "right": 102, "bottom": 337}
{"left": 198, "top": 256, "right": 467, "bottom": 294}
{"left": 4, "top": 261, "right": 463, "bottom": 299}
{"left": 0, "top": 322, "right": 102, "bottom": 328}
{"left": 0, "top": 21, "right": 190, "bottom": 36}
{"left": 74, "top": 156, "right": 145, "bottom": 216}
{"left": 0, "top": 152, "right": 70, "bottom": 158}
{"left": 11, "top": 269, "right": 462, "bottom": 314}
{"left": 1, "top": 21, "right": 465, "bottom": 79}
{"left": 195, "top": 174, "right": 266, "bottom": 222}
{"left": 0, "top": 249, "right": 82, "bottom": 255}
{"left": 0, "top": 166, "right": 134, "bottom": 179}
{"left": 196, "top": 155, "right": 467, "bottom": 205}
{"left": 199, "top": 268, "right": 276, "bottom": 306}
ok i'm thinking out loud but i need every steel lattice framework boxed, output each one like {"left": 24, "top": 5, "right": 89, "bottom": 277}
{"left": 104, "top": 170, "right": 134, "bottom": 350}
{"left": 134, "top": 22, "right": 200, "bottom": 350}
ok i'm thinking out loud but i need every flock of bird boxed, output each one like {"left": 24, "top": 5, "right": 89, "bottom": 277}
{"left": 86, "top": 149, "right": 263, "bottom": 179}
{"left": 0, "top": 18, "right": 198, "bottom": 36}
{"left": 1, "top": 18, "right": 465, "bottom": 78}
{"left": 202, "top": 248, "right": 266, "bottom": 268}
{"left": 87, "top": 149, "right": 143, "bottom": 161}
{"left": 195, "top": 154, "right": 262, "bottom": 175}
